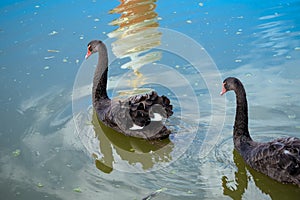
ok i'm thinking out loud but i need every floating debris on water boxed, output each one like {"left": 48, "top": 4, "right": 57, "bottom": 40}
{"left": 47, "top": 49, "right": 60, "bottom": 53}
{"left": 94, "top": 18, "right": 100, "bottom": 22}
{"left": 44, "top": 56, "right": 55, "bottom": 60}
{"left": 12, "top": 149, "right": 21, "bottom": 157}
{"left": 235, "top": 59, "right": 242, "bottom": 63}
{"left": 295, "top": 47, "right": 300, "bottom": 51}
{"left": 75, "top": 59, "right": 79, "bottom": 64}
{"left": 37, "top": 183, "right": 44, "bottom": 188}
{"left": 236, "top": 29, "right": 242, "bottom": 34}
{"left": 288, "top": 114, "right": 296, "bottom": 119}
{"left": 48, "top": 31, "right": 58, "bottom": 36}
{"left": 186, "top": 20, "right": 192, "bottom": 24}
{"left": 285, "top": 55, "right": 291, "bottom": 59}
{"left": 35, "top": 5, "right": 40, "bottom": 8}
{"left": 245, "top": 73, "right": 253, "bottom": 77}
{"left": 142, "top": 188, "right": 167, "bottom": 200}
{"left": 199, "top": 2, "right": 204, "bottom": 6}
{"left": 62, "top": 58, "right": 68, "bottom": 63}
{"left": 44, "top": 66, "right": 50, "bottom": 70}
{"left": 35, "top": 151, "right": 40, "bottom": 156}
{"left": 79, "top": 35, "right": 84, "bottom": 40}
{"left": 73, "top": 187, "right": 82, "bottom": 193}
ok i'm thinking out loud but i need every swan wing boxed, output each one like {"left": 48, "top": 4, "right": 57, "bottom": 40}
{"left": 103, "top": 91, "right": 173, "bottom": 139}
{"left": 247, "top": 137, "right": 300, "bottom": 185}
{"left": 127, "top": 91, "right": 173, "bottom": 127}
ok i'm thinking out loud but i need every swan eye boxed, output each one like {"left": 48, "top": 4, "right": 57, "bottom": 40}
{"left": 88, "top": 45, "right": 92, "bottom": 52}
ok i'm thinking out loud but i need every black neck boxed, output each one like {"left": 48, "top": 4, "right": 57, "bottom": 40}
{"left": 92, "top": 43, "right": 109, "bottom": 103}
{"left": 233, "top": 82, "right": 252, "bottom": 142}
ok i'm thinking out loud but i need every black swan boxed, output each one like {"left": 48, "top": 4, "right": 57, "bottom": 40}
{"left": 221, "top": 77, "right": 300, "bottom": 187}
{"left": 85, "top": 40, "right": 173, "bottom": 140}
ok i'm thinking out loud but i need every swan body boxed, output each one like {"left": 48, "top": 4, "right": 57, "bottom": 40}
{"left": 221, "top": 77, "right": 300, "bottom": 187}
{"left": 85, "top": 40, "right": 173, "bottom": 140}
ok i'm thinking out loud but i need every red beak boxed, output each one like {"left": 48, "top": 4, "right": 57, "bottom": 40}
{"left": 85, "top": 50, "right": 92, "bottom": 59}
{"left": 220, "top": 83, "right": 227, "bottom": 95}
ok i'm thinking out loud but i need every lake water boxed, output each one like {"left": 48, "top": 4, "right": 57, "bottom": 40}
{"left": 1, "top": 0, "right": 300, "bottom": 199}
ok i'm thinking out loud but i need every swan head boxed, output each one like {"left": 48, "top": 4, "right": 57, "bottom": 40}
{"left": 85, "top": 40, "right": 103, "bottom": 59}
{"left": 220, "top": 77, "right": 242, "bottom": 95}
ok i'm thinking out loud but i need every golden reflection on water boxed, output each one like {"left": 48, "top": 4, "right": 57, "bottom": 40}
{"left": 108, "top": 0, "right": 162, "bottom": 78}
{"left": 91, "top": 111, "right": 174, "bottom": 173}
{"left": 116, "top": 70, "right": 151, "bottom": 97}
{"left": 222, "top": 149, "right": 300, "bottom": 200}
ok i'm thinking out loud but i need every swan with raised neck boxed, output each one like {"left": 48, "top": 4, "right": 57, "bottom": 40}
{"left": 221, "top": 77, "right": 300, "bottom": 187}
{"left": 85, "top": 40, "right": 173, "bottom": 140}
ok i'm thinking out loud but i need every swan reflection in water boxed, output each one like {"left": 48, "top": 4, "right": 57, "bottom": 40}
{"left": 91, "top": 111, "right": 174, "bottom": 173}
{"left": 222, "top": 149, "right": 300, "bottom": 200}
